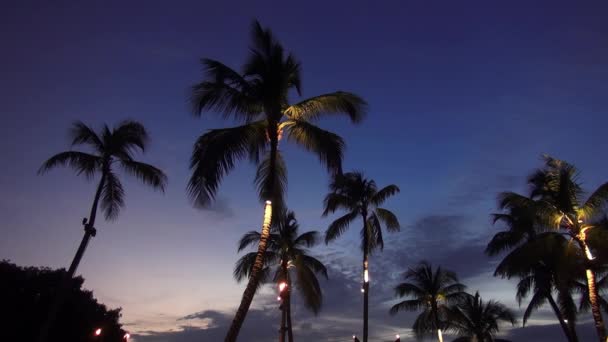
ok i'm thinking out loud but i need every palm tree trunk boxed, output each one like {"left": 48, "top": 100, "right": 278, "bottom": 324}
{"left": 577, "top": 239, "right": 607, "bottom": 342}
{"left": 279, "top": 259, "right": 289, "bottom": 342}
{"left": 279, "top": 301, "right": 286, "bottom": 342}
{"left": 546, "top": 294, "right": 577, "bottom": 342}
{"left": 437, "top": 329, "right": 444, "bottom": 342}
{"left": 286, "top": 289, "right": 294, "bottom": 342}
{"left": 362, "top": 211, "right": 369, "bottom": 342}
{"left": 37, "top": 174, "right": 106, "bottom": 342}
{"left": 225, "top": 200, "right": 273, "bottom": 342}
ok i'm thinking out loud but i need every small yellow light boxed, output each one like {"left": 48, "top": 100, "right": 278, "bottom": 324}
{"left": 279, "top": 282, "right": 287, "bottom": 292}
{"left": 364, "top": 270, "right": 369, "bottom": 283}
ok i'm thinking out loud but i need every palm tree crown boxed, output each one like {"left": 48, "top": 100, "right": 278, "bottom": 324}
{"left": 234, "top": 210, "right": 328, "bottom": 313}
{"left": 390, "top": 262, "right": 467, "bottom": 340}
{"left": 188, "top": 20, "right": 367, "bottom": 210}
{"left": 449, "top": 292, "right": 516, "bottom": 342}
{"left": 39, "top": 120, "right": 167, "bottom": 220}
{"left": 323, "top": 171, "right": 400, "bottom": 251}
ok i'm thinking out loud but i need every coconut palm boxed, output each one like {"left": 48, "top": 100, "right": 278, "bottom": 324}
{"left": 487, "top": 193, "right": 580, "bottom": 342}
{"left": 449, "top": 292, "right": 516, "bottom": 342}
{"left": 389, "top": 262, "right": 467, "bottom": 342}
{"left": 525, "top": 156, "right": 608, "bottom": 341}
{"left": 323, "top": 171, "right": 400, "bottom": 342}
{"left": 37, "top": 120, "right": 166, "bottom": 341}
{"left": 188, "top": 21, "right": 366, "bottom": 341}
{"left": 234, "top": 210, "right": 328, "bottom": 342}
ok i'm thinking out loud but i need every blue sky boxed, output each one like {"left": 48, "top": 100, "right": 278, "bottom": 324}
{"left": 1, "top": 1, "right": 607, "bottom": 341}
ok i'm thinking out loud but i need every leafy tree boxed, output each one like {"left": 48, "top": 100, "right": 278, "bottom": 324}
{"left": 0, "top": 260, "right": 127, "bottom": 342}
{"left": 38, "top": 120, "right": 166, "bottom": 341}
{"left": 390, "top": 262, "right": 467, "bottom": 342}
{"left": 234, "top": 210, "right": 328, "bottom": 342}
{"left": 449, "top": 292, "right": 516, "bottom": 342}
{"left": 188, "top": 20, "right": 366, "bottom": 341}
{"left": 323, "top": 171, "right": 400, "bottom": 342}
{"left": 487, "top": 193, "right": 580, "bottom": 342}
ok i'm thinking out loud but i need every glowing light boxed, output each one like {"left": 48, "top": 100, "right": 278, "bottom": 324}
{"left": 277, "top": 296, "right": 282, "bottom": 301}
{"left": 396, "top": 334, "right": 400, "bottom": 339}
{"left": 353, "top": 335, "right": 356, "bottom": 339}
{"left": 584, "top": 245, "right": 595, "bottom": 260}
{"left": 124, "top": 333, "right": 130, "bottom": 340}
{"left": 361, "top": 288, "right": 365, "bottom": 293}
{"left": 279, "top": 282, "right": 287, "bottom": 292}
{"left": 438, "top": 329, "right": 444, "bottom": 342}
{"left": 364, "top": 269, "right": 369, "bottom": 283}
{"left": 94, "top": 328, "right": 102, "bottom": 336}
{"left": 265, "top": 200, "right": 272, "bottom": 205}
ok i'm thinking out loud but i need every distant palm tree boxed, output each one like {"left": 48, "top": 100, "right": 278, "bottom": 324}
{"left": 323, "top": 171, "right": 400, "bottom": 342}
{"left": 525, "top": 156, "right": 608, "bottom": 341}
{"left": 234, "top": 210, "right": 328, "bottom": 342}
{"left": 38, "top": 120, "right": 166, "bottom": 341}
{"left": 449, "top": 292, "right": 516, "bottom": 342}
{"left": 487, "top": 193, "right": 580, "bottom": 342}
{"left": 188, "top": 21, "right": 366, "bottom": 341}
{"left": 389, "top": 262, "right": 467, "bottom": 342}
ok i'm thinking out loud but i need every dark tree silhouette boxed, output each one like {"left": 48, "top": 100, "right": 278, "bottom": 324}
{"left": 188, "top": 20, "right": 366, "bottom": 341}
{"left": 323, "top": 171, "right": 400, "bottom": 342}
{"left": 0, "top": 260, "right": 127, "bottom": 342}
{"left": 449, "top": 292, "right": 516, "bottom": 342}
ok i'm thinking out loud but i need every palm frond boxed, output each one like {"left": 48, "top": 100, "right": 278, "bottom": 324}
{"left": 254, "top": 150, "right": 287, "bottom": 206}
{"left": 69, "top": 121, "right": 104, "bottom": 151}
{"left": 284, "top": 91, "right": 367, "bottom": 123}
{"left": 322, "top": 193, "right": 352, "bottom": 216}
{"left": 366, "top": 212, "right": 383, "bottom": 252}
{"left": 237, "top": 231, "right": 262, "bottom": 252}
{"left": 581, "top": 182, "right": 608, "bottom": 220}
{"left": 375, "top": 207, "right": 400, "bottom": 232}
{"left": 325, "top": 210, "right": 358, "bottom": 244}
{"left": 111, "top": 120, "right": 149, "bottom": 154}
{"left": 394, "top": 283, "right": 426, "bottom": 298}
{"left": 390, "top": 299, "right": 423, "bottom": 315}
{"left": 294, "top": 231, "right": 320, "bottom": 248}
{"left": 284, "top": 119, "right": 344, "bottom": 175}
{"left": 38, "top": 151, "right": 101, "bottom": 179}
{"left": 191, "top": 58, "right": 261, "bottom": 121}
{"left": 294, "top": 262, "right": 323, "bottom": 314}
{"left": 101, "top": 171, "right": 125, "bottom": 220}
{"left": 371, "top": 185, "right": 400, "bottom": 206}
{"left": 188, "top": 121, "right": 266, "bottom": 207}
{"left": 120, "top": 159, "right": 167, "bottom": 192}
{"left": 522, "top": 292, "right": 545, "bottom": 326}
{"left": 297, "top": 254, "right": 328, "bottom": 279}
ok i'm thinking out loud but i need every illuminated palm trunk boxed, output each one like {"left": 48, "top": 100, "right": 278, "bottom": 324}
{"left": 437, "top": 329, "right": 443, "bottom": 342}
{"left": 362, "top": 211, "right": 369, "bottom": 342}
{"left": 225, "top": 201, "right": 273, "bottom": 342}
{"left": 576, "top": 233, "right": 607, "bottom": 342}
{"left": 38, "top": 173, "right": 107, "bottom": 342}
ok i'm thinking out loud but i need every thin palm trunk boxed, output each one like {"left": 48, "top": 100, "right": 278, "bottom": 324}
{"left": 576, "top": 238, "right": 607, "bottom": 342}
{"left": 362, "top": 211, "right": 369, "bottom": 342}
{"left": 225, "top": 200, "right": 274, "bottom": 342}
{"left": 286, "top": 290, "right": 293, "bottom": 342}
{"left": 37, "top": 174, "right": 106, "bottom": 342}
{"left": 279, "top": 303, "right": 286, "bottom": 342}
{"left": 546, "top": 294, "right": 578, "bottom": 342}
{"left": 437, "top": 329, "right": 443, "bottom": 342}
{"left": 279, "top": 259, "right": 289, "bottom": 342}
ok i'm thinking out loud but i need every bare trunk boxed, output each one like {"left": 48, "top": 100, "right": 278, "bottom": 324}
{"left": 37, "top": 173, "right": 106, "bottom": 342}
{"left": 279, "top": 302, "right": 286, "bottom": 342}
{"left": 546, "top": 294, "right": 577, "bottom": 342}
{"left": 437, "top": 329, "right": 443, "bottom": 342}
{"left": 286, "top": 288, "right": 293, "bottom": 342}
{"left": 224, "top": 201, "right": 273, "bottom": 342}
{"left": 362, "top": 211, "right": 369, "bottom": 342}
{"left": 577, "top": 238, "right": 607, "bottom": 342}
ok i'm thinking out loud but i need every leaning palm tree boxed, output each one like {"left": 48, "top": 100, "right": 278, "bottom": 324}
{"left": 449, "top": 292, "right": 516, "bottom": 342}
{"left": 234, "top": 210, "right": 328, "bottom": 342}
{"left": 323, "top": 171, "right": 400, "bottom": 342}
{"left": 389, "top": 262, "right": 467, "bottom": 342}
{"left": 37, "top": 120, "right": 167, "bottom": 341}
{"left": 487, "top": 193, "right": 580, "bottom": 342}
{"left": 526, "top": 155, "right": 608, "bottom": 341}
{"left": 188, "top": 21, "right": 365, "bottom": 342}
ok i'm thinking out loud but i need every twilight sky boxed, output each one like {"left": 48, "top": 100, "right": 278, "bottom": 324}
{"left": 1, "top": 1, "right": 608, "bottom": 341}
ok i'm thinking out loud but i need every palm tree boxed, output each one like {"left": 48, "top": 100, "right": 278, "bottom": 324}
{"left": 187, "top": 21, "right": 366, "bottom": 341}
{"left": 389, "top": 262, "right": 467, "bottom": 342}
{"left": 526, "top": 156, "right": 608, "bottom": 341}
{"left": 323, "top": 171, "right": 400, "bottom": 342}
{"left": 37, "top": 120, "right": 167, "bottom": 341}
{"left": 449, "top": 292, "right": 516, "bottom": 342}
{"left": 234, "top": 210, "right": 328, "bottom": 342}
{"left": 487, "top": 193, "right": 580, "bottom": 342}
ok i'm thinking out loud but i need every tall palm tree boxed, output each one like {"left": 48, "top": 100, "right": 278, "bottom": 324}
{"left": 526, "top": 156, "right": 608, "bottom": 341}
{"left": 188, "top": 21, "right": 366, "bottom": 341}
{"left": 37, "top": 120, "right": 167, "bottom": 341}
{"left": 449, "top": 292, "right": 516, "bottom": 342}
{"left": 234, "top": 210, "right": 327, "bottom": 342}
{"left": 389, "top": 262, "right": 467, "bottom": 342}
{"left": 487, "top": 193, "right": 580, "bottom": 342}
{"left": 323, "top": 171, "right": 400, "bottom": 342}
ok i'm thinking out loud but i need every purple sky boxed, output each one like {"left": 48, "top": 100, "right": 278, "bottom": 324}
{"left": 1, "top": 1, "right": 607, "bottom": 341}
